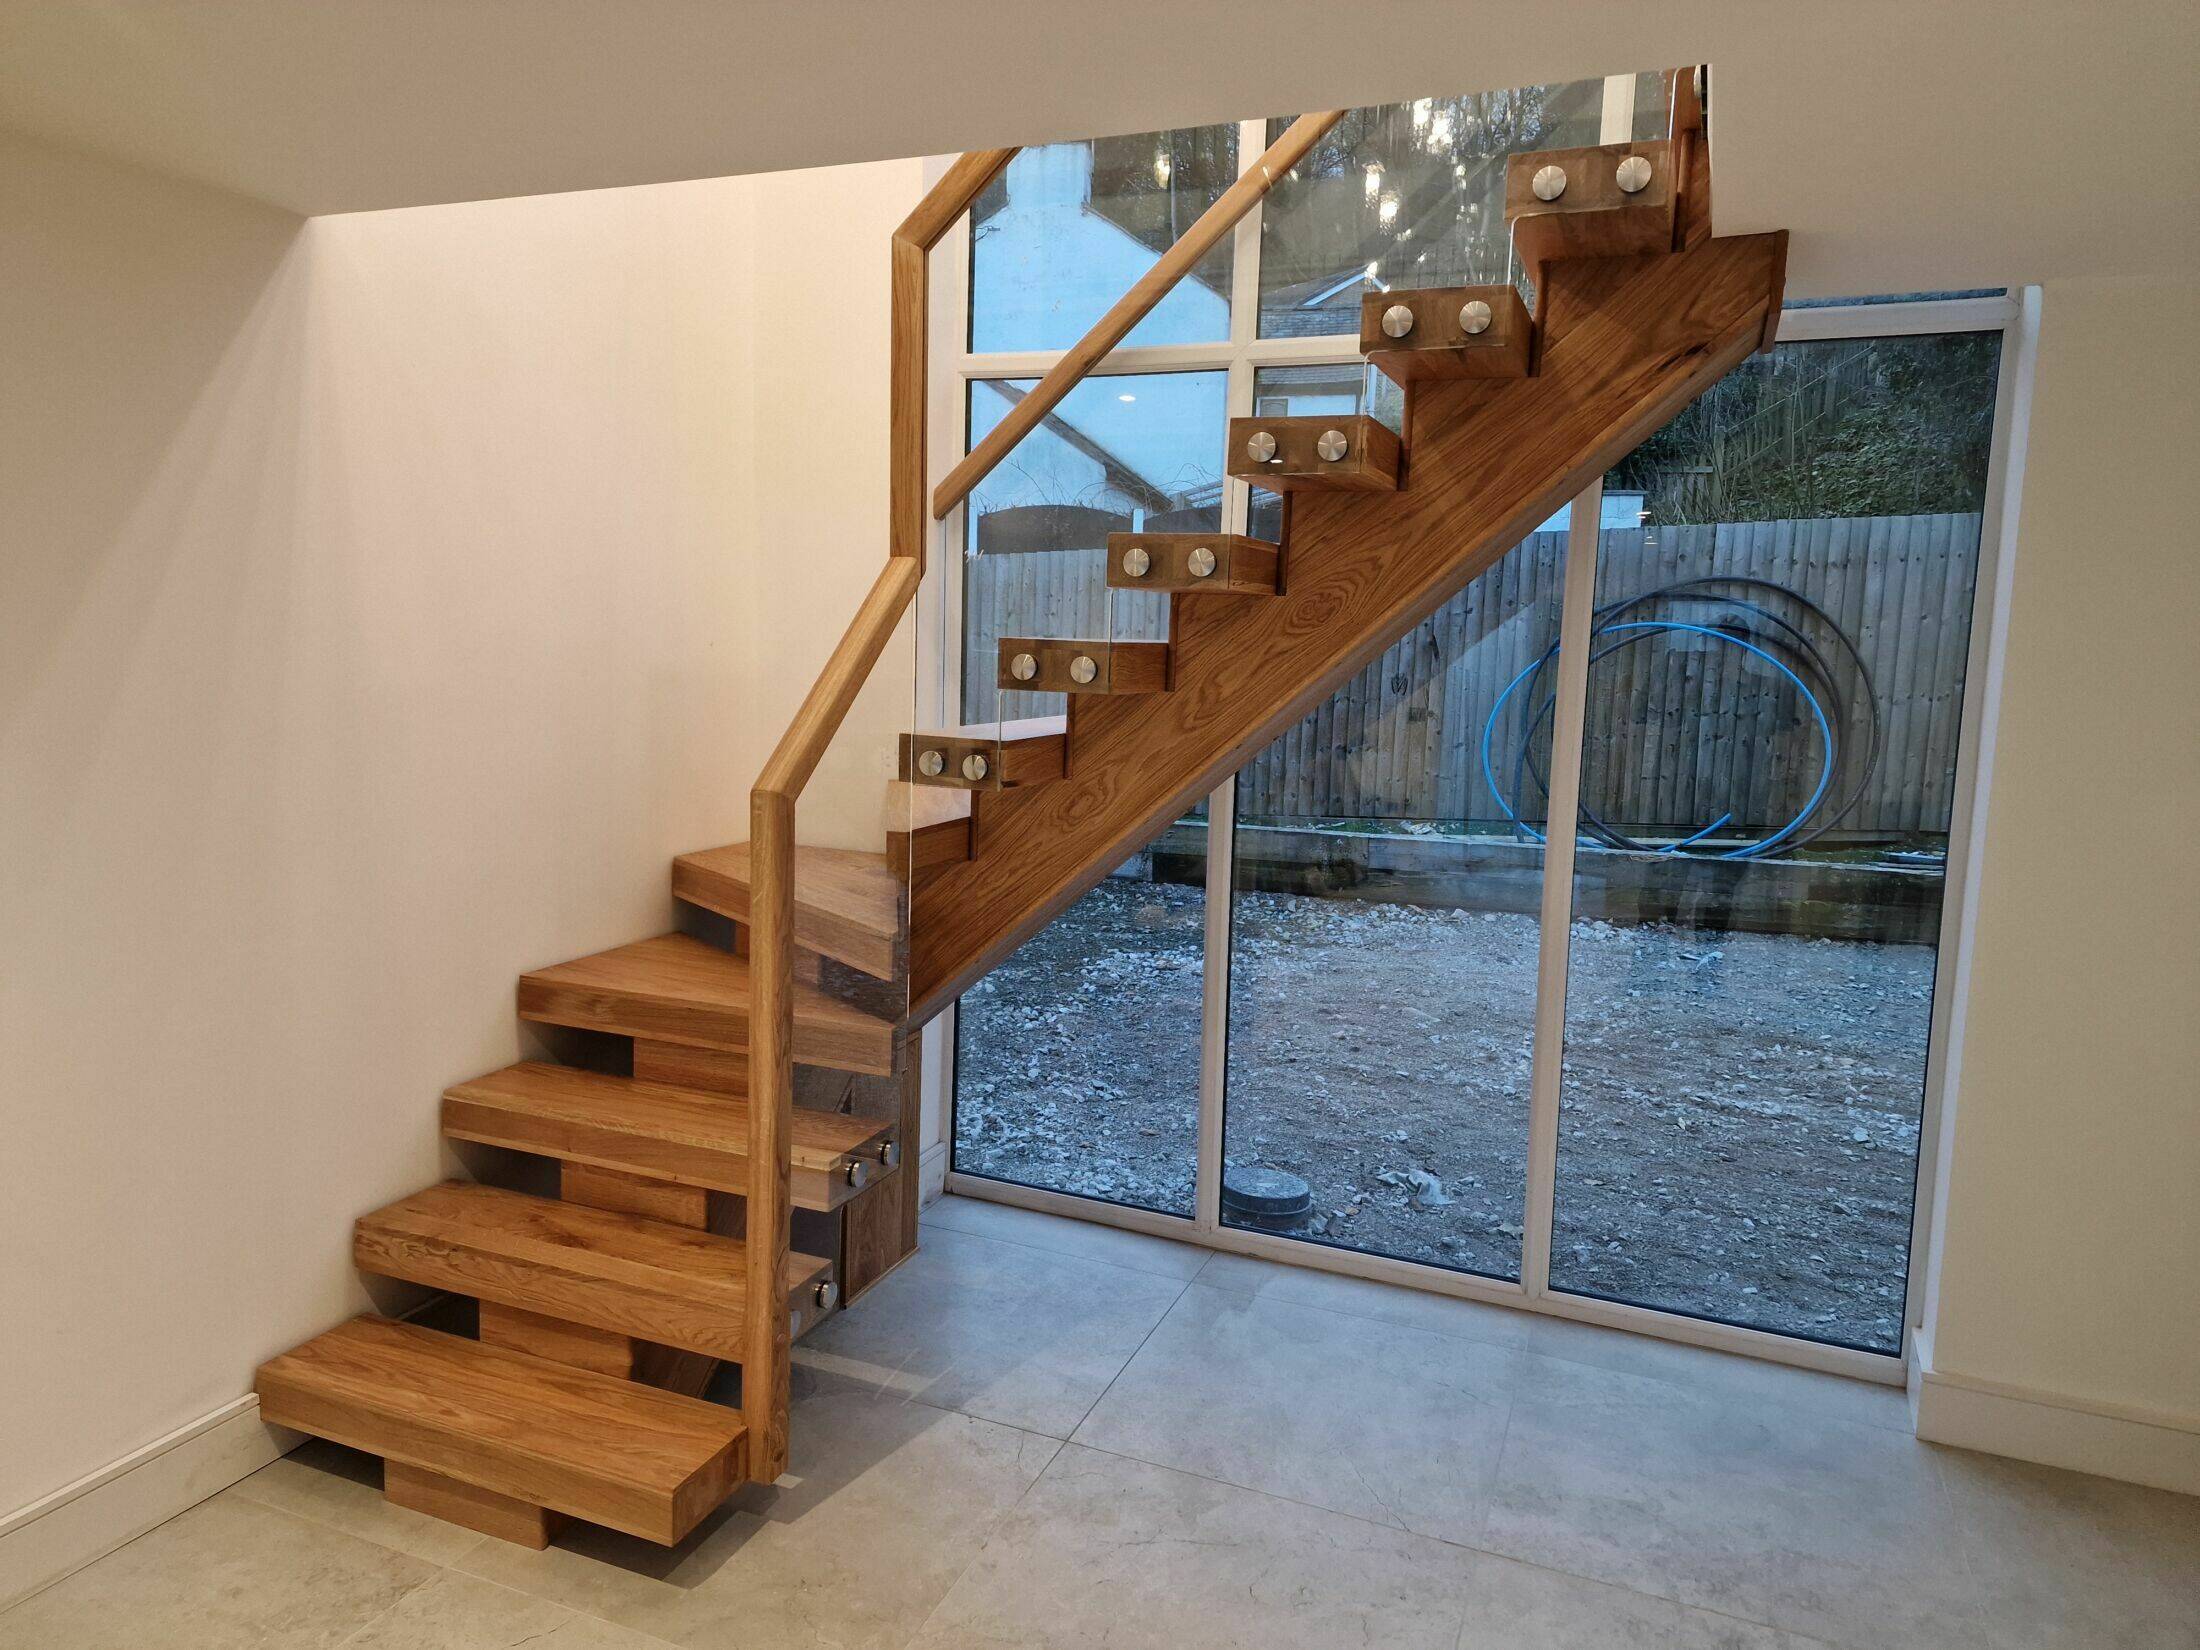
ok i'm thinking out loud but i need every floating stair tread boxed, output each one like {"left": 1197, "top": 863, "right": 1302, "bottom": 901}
{"left": 442, "top": 1061, "right": 891, "bottom": 1207}
{"left": 673, "top": 843, "right": 903, "bottom": 981}
{"left": 353, "top": 1181, "right": 828, "bottom": 1361}
{"left": 519, "top": 933, "right": 897, "bottom": 1075}
{"left": 253, "top": 1315, "right": 745, "bottom": 1546}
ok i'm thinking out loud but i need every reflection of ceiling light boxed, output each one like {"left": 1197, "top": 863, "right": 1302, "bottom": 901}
{"left": 1428, "top": 111, "right": 1454, "bottom": 148}
{"left": 1154, "top": 151, "right": 1172, "bottom": 187}
{"left": 1118, "top": 393, "right": 1136, "bottom": 402}
{"left": 1363, "top": 162, "right": 1383, "bottom": 200}
{"left": 1377, "top": 191, "right": 1400, "bottom": 226}
{"left": 1411, "top": 97, "right": 1433, "bottom": 130}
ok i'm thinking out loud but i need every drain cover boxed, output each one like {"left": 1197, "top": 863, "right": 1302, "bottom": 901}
{"left": 1221, "top": 1166, "right": 1313, "bottom": 1226}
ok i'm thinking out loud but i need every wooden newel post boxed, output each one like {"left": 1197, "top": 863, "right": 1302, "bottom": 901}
{"left": 743, "top": 786, "right": 796, "bottom": 1484}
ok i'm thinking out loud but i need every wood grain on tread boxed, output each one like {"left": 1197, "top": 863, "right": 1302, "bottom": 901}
{"left": 443, "top": 1061, "right": 893, "bottom": 1211}
{"left": 910, "top": 232, "right": 1786, "bottom": 1016}
{"left": 674, "top": 843, "right": 905, "bottom": 982}
{"left": 995, "top": 638, "right": 1172, "bottom": 696}
{"left": 1105, "top": 533, "right": 1281, "bottom": 596}
{"left": 899, "top": 716, "right": 1068, "bottom": 791}
{"left": 517, "top": 932, "right": 897, "bottom": 1075}
{"left": 253, "top": 1316, "right": 746, "bottom": 1546}
{"left": 352, "top": 1181, "right": 830, "bottom": 1362}
{"left": 1360, "top": 285, "right": 1534, "bottom": 383}
{"left": 1226, "top": 415, "right": 1400, "bottom": 493}
{"left": 1506, "top": 140, "right": 1680, "bottom": 273}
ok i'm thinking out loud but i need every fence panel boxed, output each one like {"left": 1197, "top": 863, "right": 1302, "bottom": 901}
{"left": 961, "top": 512, "right": 1982, "bottom": 840}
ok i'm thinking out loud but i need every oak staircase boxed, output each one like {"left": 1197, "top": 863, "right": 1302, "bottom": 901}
{"left": 257, "top": 66, "right": 1784, "bottom": 1552}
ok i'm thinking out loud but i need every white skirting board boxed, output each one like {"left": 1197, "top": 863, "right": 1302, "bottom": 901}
{"left": 0, "top": 1396, "right": 300, "bottom": 1610}
{"left": 1909, "top": 1334, "right": 2200, "bottom": 1495}
{"left": 918, "top": 1139, "right": 951, "bottom": 1206}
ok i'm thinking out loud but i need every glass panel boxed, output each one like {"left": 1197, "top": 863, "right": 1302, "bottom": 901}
{"left": 1551, "top": 332, "right": 2003, "bottom": 1353}
{"left": 962, "top": 370, "right": 1225, "bottom": 725}
{"left": 1222, "top": 529, "right": 1570, "bottom": 1279}
{"left": 1255, "top": 81, "right": 1610, "bottom": 339}
{"left": 970, "top": 127, "right": 1238, "bottom": 353}
{"left": 1243, "top": 364, "right": 1401, "bottom": 544}
{"left": 952, "top": 815, "right": 1207, "bottom": 1218}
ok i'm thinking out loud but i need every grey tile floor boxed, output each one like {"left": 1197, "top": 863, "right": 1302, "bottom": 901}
{"left": 7, "top": 1194, "right": 2195, "bottom": 1649}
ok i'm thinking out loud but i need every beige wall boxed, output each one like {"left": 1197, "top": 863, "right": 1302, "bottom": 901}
{"left": 0, "top": 131, "right": 922, "bottom": 1516}
{"left": 1918, "top": 277, "right": 2200, "bottom": 1472}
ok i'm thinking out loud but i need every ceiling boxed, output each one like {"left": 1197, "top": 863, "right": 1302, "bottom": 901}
{"left": 2, "top": 1, "right": 2192, "bottom": 298}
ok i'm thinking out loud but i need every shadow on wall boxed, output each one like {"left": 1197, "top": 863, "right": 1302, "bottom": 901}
{"left": 0, "top": 131, "right": 310, "bottom": 1515}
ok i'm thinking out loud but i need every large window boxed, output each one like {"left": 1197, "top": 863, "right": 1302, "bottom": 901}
{"left": 935, "top": 81, "right": 2013, "bottom": 1375}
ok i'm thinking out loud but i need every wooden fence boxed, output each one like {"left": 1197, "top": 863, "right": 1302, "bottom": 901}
{"left": 964, "top": 511, "right": 1984, "bottom": 841}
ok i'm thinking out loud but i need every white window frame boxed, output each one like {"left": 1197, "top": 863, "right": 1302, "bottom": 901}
{"left": 915, "top": 95, "right": 2029, "bottom": 1387}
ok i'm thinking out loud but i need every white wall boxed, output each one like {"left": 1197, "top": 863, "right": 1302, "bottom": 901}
{"left": 1916, "top": 277, "right": 2200, "bottom": 1489}
{"left": 7, "top": 117, "right": 2195, "bottom": 1543}
{"left": 0, "top": 131, "right": 924, "bottom": 1533}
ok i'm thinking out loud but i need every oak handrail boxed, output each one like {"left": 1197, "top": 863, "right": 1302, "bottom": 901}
{"left": 930, "top": 109, "right": 1347, "bottom": 522}
{"left": 744, "top": 115, "right": 1349, "bottom": 1483}
{"left": 740, "top": 147, "right": 1011, "bottom": 1485}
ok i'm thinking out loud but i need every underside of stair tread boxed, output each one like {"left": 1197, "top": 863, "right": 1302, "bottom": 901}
{"left": 253, "top": 1315, "right": 745, "bottom": 1546}
{"left": 442, "top": 1061, "right": 893, "bottom": 1210}
{"left": 672, "top": 842, "right": 904, "bottom": 981}
{"left": 518, "top": 932, "right": 897, "bottom": 1075}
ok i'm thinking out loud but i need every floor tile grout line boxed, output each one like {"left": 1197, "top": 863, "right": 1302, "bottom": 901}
{"left": 438, "top": 1565, "right": 690, "bottom": 1650}
{"left": 1056, "top": 1271, "right": 1200, "bottom": 1443}
{"left": 929, "top": 1202, "right": 1913, "bottom": 1435}
{"left": 1168, "top": 1269, "right": 1915, "bottom": 1435}
{"left": 226, "top": 1470, "right": 496, "bottom": 1570}
{"left": 920, "top": 1210, "right": 1207, "bottom": 1283}
{"left": 888, "top": 1422, "right": 1071, "bottom": 1650}
{"left": 215, "top": 1494, "right": 446, "bottom": 1650}
{"left": 963, "top": 1426, "right": 1847, "bottom": 1650}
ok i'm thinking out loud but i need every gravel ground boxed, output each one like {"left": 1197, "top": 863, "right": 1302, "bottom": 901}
{"left": 954, "top": 874, "right": 1935, "bottom": 1354}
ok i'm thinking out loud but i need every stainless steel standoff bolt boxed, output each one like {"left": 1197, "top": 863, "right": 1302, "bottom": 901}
{"left": 1316, "top": 428, "right": 1350, "bottom": 462}
{"left": 1121, "top": 545, "right": 1151, "bottom": 577}
{"left": 814, "top": 1280, "right": 838, "bottom": 1311}
{"left": 1187, "top": 546, "right": 1218, "bottom": 578}
{"left": 960, "top": 753, "right": 990, "bottom": 782}
{"left": 1532, "top": 163, "right": 1567, "bottom": 201}
{"left": 876, "top": 1140, "right": 900, "bottom": 1170}
{"left": 1246, "top": 429, "right": 1278, "bottom": 463}
{"left": 916, "top": 748, "right": 945, "bottom": 777}
{"left": 1615, "top": 154, "right": 1652, "bottom": 194}
{"left": 1009, "top": 651, "right": 1038, "bottom": 681}
{"left": 1068, "top": 654, "right": 1099, "bottom": 685}
{"left": 844, "top": 1159, "right": 871, "bottom": 1189}
{"left": 1380, "top": 303, "right": 1415, "bottom": 339}
{"left": 1459, "top": 298, "right": 1493, "bottom": 334}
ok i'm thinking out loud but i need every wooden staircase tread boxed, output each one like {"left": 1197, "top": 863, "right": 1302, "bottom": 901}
{"left": 442, "top": 1062, "right": 896, "bottom": 1208}
{"left": 357, "top": 1180, "right": 831, "bottom": 1304}
{"left": 445, "top": 1061, "right": 890, "bottom": 1172}
{"left": 353, "top": 1182, "right": 824, "bottom": 1360}
{"left": 673, "top": 843, "right": 904, "bottom": 980}
{"left": 253, "top": 1315, "right": 745, "bottom": 1546}
{"left": 518, "top": 933, "right": 897, "bottom": 1075}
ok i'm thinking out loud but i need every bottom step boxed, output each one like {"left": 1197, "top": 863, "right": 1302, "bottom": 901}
{"left": 254, "top": 1316, "right": 746, "bottom": 1546}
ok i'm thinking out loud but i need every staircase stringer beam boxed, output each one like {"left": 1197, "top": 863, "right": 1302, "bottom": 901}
{"left": 910, "top": 230, "right": 1788, "bottom": 1018}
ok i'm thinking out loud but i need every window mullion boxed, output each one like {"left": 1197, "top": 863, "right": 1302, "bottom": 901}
{"left": 1519, "top": 482, "right": 1604, "bottom": 1300}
